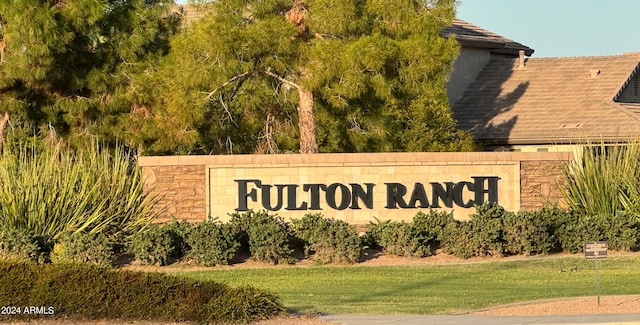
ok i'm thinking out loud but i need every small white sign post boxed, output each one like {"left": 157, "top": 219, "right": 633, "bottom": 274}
{"left": 584, "top": 241, "right": 608, "bottom": 306}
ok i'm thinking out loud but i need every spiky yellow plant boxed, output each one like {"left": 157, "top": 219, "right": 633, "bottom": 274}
{"left": 561, "top": 138, "right": 640, "bottom": 217}
{"left": 0, "top": 140, "right": 161, "bottom": 250}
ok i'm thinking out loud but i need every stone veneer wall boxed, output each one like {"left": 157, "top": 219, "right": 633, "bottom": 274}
{"left": 139, "top": 152, "right": 573, "bottom": 224}
{"left": 520, "top": 160, "right": 568, "bottom": 210}
{"left": 142, "top": 165, "right": 207, "bottom": 223}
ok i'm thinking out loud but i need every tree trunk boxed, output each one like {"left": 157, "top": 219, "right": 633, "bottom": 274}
{"left": 296, "top": 87, "right": 318, "bottom": 153}
{"left": 0, "top": 112, "right": 9, "bottom": 149}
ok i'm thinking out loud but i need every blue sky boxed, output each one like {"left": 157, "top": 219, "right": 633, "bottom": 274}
{"left": 457, "top": 0, "right": 640, "bottom": 58}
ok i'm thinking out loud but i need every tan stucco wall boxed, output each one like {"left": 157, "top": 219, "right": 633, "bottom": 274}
{"left": 210, "top": 161, "right": 517, "bottom": 223}
{"left": 446, "top": 46, "right": 491, "bottom": 106}
{"left": 507, "top": 144, "right": 578, "bottom": 153}
{"left": 140, "top": 152, "right": 572, "bottom": 224}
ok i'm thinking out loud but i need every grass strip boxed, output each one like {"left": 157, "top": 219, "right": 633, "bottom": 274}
{"left": 172, "top": 256, "right": 640, "bottom": 315}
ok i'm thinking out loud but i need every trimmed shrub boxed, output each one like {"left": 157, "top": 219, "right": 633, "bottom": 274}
{"left": 162, "top": 218, "right": 193, "bottom": 259}
{"left": 0, "top": 228, "right": 41, "bottom": 262}
{"left": 290, "top": 213, "right": 329, "bottom": 248}
{"left": 0, "top": 261, "right": 41, "bottom": 303}
{"left": 186, "top": 220, "right": 239, "bottom": 266}
{"left": 442, "top": 203, "right": 507, "bottom": 259}
{"left": 228, "top": 210, "right": 258, "bottom": 250}
{"left": 318, "top": 219, "right": 362, "bottom": 263}
{"left": 366, "top": 219, "right": 430, "bottom": 258}
{"left": 470, "top": 203, "right": 508, "bottom": 257}
{"left": 442, "top": 221, "right": 475, "bottom": 259}
{"left": 412, "top": 210, "right": 455, "bottom": 248}
{"left": 203, "top": 286, "right": 285, "bottom": 323}
{"left": 229, "top": 210, "right": 294, "bottom": 265}
{"left": 291, "top": 213, "right": 362, "bottom": 263}
{"left": 248, "top": 219, "right": 294, "bottom": 265}
{"left": 361, "top": 218, "right": 384, "bottom": 249}
{"left": 599, "top": 212, "right": 640, "bottom": 251}
{"left": 555, "top": 211, "right": 640, "bottom": 253}
{"left": 126, "top": 224, "right": 175, "bottom": 266}
{"left": 0, "top": 260, "right": 284, "bottom": 323}
{"left": 50, "top": 232, "right": 113, "bottom": 267}
{"left": 502, "top": 208, "right": 557, "bottom": 256}
{"left": 555, "top": 213, "right": 604, "bottom": 253}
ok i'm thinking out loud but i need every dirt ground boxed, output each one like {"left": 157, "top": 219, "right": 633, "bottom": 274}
{"left": 467, "top": 294, "right": 640, "bottom": 316}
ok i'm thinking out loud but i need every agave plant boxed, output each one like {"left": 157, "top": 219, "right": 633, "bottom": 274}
{"left": 0, "top": 140, "right": 161, "bottom": 250}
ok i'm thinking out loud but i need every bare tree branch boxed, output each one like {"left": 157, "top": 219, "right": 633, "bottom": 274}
{"left": 218, "top": 94, "right": 238, "bottom": 127}
{"left": 255, "top": 112, "right": 278, "bottom": 154}
{"left": 225, "top": 136, "right": 234, "bottom": 154}
{"left": 0, "top": 38, "right": 5, "bottom": 64}
{"left": 206, "top": 72, "right": 250, "bottom": 100}
{"left": 264, "top": 68, "right": 301, "bottom": 90}
{"left": 0, "top": 112, "right": 9, "bottom": 149}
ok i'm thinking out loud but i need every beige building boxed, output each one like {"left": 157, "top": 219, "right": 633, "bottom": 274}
{"left": 452, "top": 53, "right": 640, "bottom": 153}
{"left": 445, "top": 25, "right": 640, "bottom": 152}
{"left": 441, "top": 19, "right": 534, "bottom": 106}
{"left": 438, "top": 18, "right": 640, "bottom": 154}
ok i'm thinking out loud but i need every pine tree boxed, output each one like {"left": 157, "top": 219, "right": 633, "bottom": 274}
{"left": 0, "top": 0, "right": 181, "bottom": 149}
{"left": 143, "top": 0, "right": 475, "bottom": 154}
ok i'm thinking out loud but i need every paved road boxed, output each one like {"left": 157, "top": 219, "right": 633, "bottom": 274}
{"left": 321, "top": 313, "right": 640, "bottom": 325}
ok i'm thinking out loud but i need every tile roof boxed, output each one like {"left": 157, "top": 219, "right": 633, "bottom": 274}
{"left": 621, "top": 102, "right": 640, "bottom": 114}
{"left": 441, "top": 19, "right": 534, "bottom": 56}
{"left": 452, "top": 54, "right": 640, "bottom": 145}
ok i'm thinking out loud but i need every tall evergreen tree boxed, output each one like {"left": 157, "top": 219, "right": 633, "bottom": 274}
{"left": 143, "top": 0, "right": 475, "bottom": 155}
{"left": 0, "top": 0, "right": 181, "bottom": 149}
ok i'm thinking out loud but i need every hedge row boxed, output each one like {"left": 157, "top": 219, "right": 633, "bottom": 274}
{"left": 0, "top": 260, "right": 283, "bottom": 323}
{"left": 125, "top": 211, "right": 363, "bottom": 266}
{"left": 3, "top": 205, "right": 639, "bottom": 266}
{"left": 123, "top": 205, "right": 640, "bottom": 263}
{"left": 444, "top": 204, "right": 640, "bottom": 258}
{"left": 365, "top": 204, "right": 640, "bottom": 259}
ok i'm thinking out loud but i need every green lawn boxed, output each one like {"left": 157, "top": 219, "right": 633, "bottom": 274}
{"left": 171, "top": 256, "right": 640, "bottom": 315}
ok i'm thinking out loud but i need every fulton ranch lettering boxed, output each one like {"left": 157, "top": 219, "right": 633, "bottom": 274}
{"left": 235, "top": 177, "right": 499, "bottom": 211}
